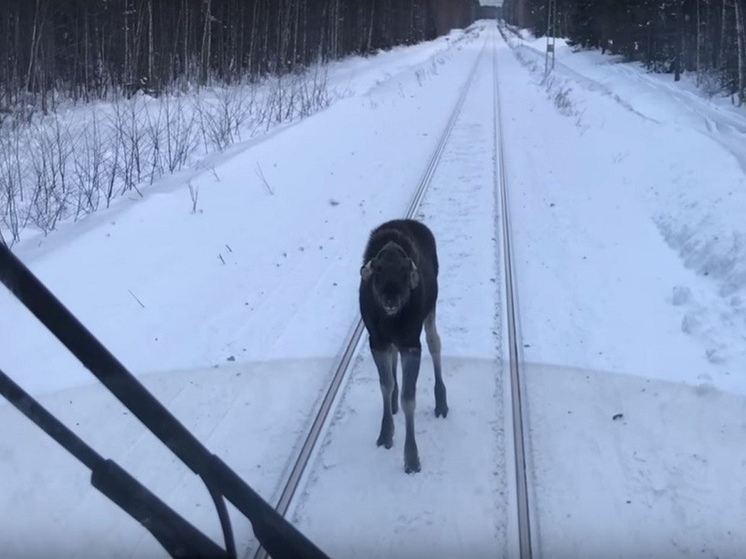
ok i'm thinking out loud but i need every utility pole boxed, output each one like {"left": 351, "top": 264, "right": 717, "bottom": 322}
{"left": 545, "top": 0, "right": 557, "bottom": 76}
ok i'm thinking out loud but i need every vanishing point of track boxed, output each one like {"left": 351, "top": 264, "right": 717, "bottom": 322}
{"left": 252, "top": 28, "right": 532, "bottom": 559}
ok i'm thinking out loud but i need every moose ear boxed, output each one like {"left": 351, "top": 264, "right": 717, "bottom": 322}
{"left": 408, "top": 260, "right": 419, "bottom": 289}
{"left": 361, "top": 260, "right": 374, "bottom": 281}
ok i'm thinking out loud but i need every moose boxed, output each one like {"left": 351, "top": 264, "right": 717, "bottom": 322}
{"left": 358, "top": 218, "right": 448, "bottom": 474}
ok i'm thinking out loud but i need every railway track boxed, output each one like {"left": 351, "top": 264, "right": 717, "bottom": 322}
{"left": 251, "top": 23, "right": 531, "bottom": 559}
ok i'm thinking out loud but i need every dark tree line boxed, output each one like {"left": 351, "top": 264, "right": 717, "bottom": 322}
{"left": 0, "top": 0, "right": 478, "bottom": 113}
{"left": 503, "top": 0, "right": 746, "bottom": 103}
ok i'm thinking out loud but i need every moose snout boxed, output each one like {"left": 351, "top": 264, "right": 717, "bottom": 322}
{"left": 382, "top": 296, "right": 400, "bottom": 315}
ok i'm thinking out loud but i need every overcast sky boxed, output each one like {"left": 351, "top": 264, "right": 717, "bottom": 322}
{"left": 480, "top": 0, "right": 503, "bottom": 6}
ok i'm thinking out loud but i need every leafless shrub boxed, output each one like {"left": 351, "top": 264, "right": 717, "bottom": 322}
{"left": 698, "top": 70, "right": 725, "bottom": 98}
{"left": 144, "top": 100, "right": 166, "bottom": 183}
{"left": 263, "top": 64, "right": 334, "bottom": 125}
{"left": 71, "top": 112, "right": 105, "bottom": 218}
{"left": 540, "top": 73, "right": 581, "bottom": 120}
{"left": 50, "top": 116, "right": 72, "bottom": 199}
{"left": 26, "top": 117, "right": 75, "bottom": 235}
{"left": 0, "top": 108, "right": 12, "bottom": 129}
{"left": 102, "top": 114, "right": 123, "bottom": 208}
{"left": 196, "top": 88, "right": 253, "bottom": 151}
{"left": 255, "top": 162, "right": 274, "bottom": 195}
{"left": 282, "top": 75, "right": 302, "bottom": 122}
{"left": 553, "top": 86, "right": 575, "bottom": 116}
{"left": 207, "top": 164, "right": 220, "bottom": 182}
{"left": 0, "top": 52, "right": 336, "bottom": 243}
{"left": 262, "top": 74, "right": 287, "bottom": 129}
{"left": 301, "top": 63, "right": 334, "bottom": 114}
{"left": 163, "top": 95, "right": 199, "bottom": 171}
{"left": 415, "top": 69, "right": 424, "bottom": 87}
{"left": 0, "top": 124, "right": 26, "bottom": 244}
{"left": 187, "top": 179, "right": 199, "bottom": 213}
{"left": 28, "top": 128, "right": 62, "bottom": 235}
{"left": 113, "top": 97, "right": 146, "bottom": 196}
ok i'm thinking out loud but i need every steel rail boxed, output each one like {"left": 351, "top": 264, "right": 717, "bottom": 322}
{"left": 493, "top": 25, "right": 533, "bottom": 559}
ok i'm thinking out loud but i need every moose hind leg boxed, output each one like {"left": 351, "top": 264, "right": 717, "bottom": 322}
{"left": 400, "top": 347, "right": 422, "bottom": 473}
{"left": 372, "top": 344, "right": 396, "bottom": 449}
{"left": 425, "top": 310, "right": 448, "bottom": 418}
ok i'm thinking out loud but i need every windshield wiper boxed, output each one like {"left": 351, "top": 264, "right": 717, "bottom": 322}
{"left": 0, "top": 242, "right": 331, "bottom": 559}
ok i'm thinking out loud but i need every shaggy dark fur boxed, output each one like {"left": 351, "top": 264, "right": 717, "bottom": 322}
{"left": 359, "top": 219, "right": 448, "bottom": 474}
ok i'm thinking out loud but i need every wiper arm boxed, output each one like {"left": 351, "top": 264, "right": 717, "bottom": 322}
{"left": 0, "top": 368, "right": 229, "bottom": 558}
{"left": 0, "top": 242, "right": 330, "bottom": 559}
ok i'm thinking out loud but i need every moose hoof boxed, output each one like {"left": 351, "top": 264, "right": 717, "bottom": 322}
{"left": 435, "top": 404, "right": 449, "bottom": 418}
{"left": 404, "top": 444, "right": 421, "bottom": 473}
{"left": 376, "top": 435, "right": 393, "bottom": 449}
{"left": 404, "top": 458, "right": 421, "bottom": 474}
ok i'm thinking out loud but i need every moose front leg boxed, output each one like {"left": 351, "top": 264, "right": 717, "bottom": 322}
{"left": 372, "top": 344, "right": 396, "bottom": 449}
{"left": 400, "top": 346, "right": 422, "bottom": 473}
{"left": 391, "top": 349, "right": 399, "bottom": 415}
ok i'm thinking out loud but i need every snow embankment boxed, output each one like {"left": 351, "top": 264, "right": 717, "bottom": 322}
{"left": 501, "top": 23, "right": 746, "bottom": 394}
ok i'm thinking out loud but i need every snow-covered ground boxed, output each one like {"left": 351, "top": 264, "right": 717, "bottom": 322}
{"left": 503, "top": 28, "right": 746, "bottom": 393}
{"left": 1, "top": 18, "right": 746, "bottom": 559}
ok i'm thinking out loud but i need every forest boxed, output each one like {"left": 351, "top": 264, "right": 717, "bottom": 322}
{"left": 0, "top": 0, "right": 479, "bottom": 113}
{"left": 2, "top": 2, "right": 743, "bottom": 118}
{"left": 502, "top": 0, "right": 746, "bottom": 102}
